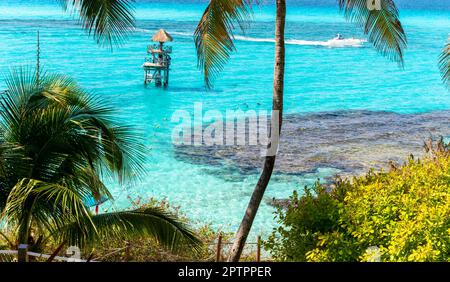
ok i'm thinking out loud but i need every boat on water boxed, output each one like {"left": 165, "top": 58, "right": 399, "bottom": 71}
{"left": 326, "top": 34, "right": 366, "bottom": 47}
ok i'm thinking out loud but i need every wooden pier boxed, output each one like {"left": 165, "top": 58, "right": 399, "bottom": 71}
{"left": 143, "top": 29, "right": 173, "bottom": 87}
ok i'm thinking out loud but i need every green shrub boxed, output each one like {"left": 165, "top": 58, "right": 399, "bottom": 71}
{"left": 88, "top": 198, "right": 231, "bottom": 262}
{"left": 265, "top": 141, "right": 450, "bottom": 262}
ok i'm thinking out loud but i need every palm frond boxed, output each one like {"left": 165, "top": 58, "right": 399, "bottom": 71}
{"left": 2, "top": 179, "right": 92, "bottom": 226}
{"left": 439, "top": 39, "right": 450, "bottom": 88}
{"left": 339, "top": 0, "right": 407, "bottom": 65}
{"left": 77, "top": 113, "right": 146, "bottom": 183}
{"left": 194, "top": 0, "right": 255, "bottom": 88}
{"left": 1, "top": 178, "right": 96, "bottom": 243}
{"left": 0, "top": 253, "right": 15, "bottom": 262}
{"left": 59, "top": 207, "right": 202, "bottom": 253}
{"left": 0, "top": 67, "right": 160, "bottom": 248}
{"left": 0, "top": 230, "right": 14, "bottom": 248}
{"left": 71, "top": 166, "right": 113, "bottom": 204}
{"left": 58, "top": 0, "right": 136, "bottom": 47}
{"left": 1, "top": 68, "right": 146, "bottom": 185}
{"left": 1, "top": 67, "right": 40, "bottom": 129}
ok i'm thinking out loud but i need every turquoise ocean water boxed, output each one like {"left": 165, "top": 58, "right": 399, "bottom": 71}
{"left": 0, "top": 0, "right": 449, "bottom": 235}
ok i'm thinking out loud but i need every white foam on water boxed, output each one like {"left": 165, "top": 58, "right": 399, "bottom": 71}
{"left": 234, "top": 35, "right": 275, "bottom": 43}
{"left": 236, "top": 35, "right": 366, "bottom": 48}
{"left": 135, "top": 28, "right": 366, "bottom": 48}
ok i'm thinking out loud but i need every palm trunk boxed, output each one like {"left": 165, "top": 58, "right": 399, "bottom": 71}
{"left": 227, "top": 0, "right": 286, "bottom": 262}
{"left": 17, "top": 190, "right": 36, "bottom": 245}
{"left": 18, "top": 208, "right": 32, "bottom": 245}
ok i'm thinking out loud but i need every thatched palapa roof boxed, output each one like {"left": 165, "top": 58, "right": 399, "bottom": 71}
{"left": 152, "top": 29, "right": 173, "bottom": 43}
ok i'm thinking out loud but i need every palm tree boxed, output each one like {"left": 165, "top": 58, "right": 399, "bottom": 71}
{"left": 439, "top": 39, "right": 449, "bottom": 88}
{"left": 194, "top": 0, "right": 407, "bottom": 261}
{"left": 52, "top": 0, "right": 407, "bottom": 261}
{"left": 0, "top": 68, "right": 200, "bottom": 253}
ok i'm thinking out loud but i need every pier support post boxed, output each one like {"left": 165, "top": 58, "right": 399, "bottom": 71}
{"left": 166, "top": 69, "right": 169, "bottom": 86}
{"left": 156, "top": 70, "right": 162, "bottom": 87}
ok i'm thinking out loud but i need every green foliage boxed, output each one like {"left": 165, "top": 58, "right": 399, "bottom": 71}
{"left": 339, "top": 0, "right": 407, "bottom": 65}
{"left": 266, "top": 141, "right": 450, "bottom": 262}
{"left": 58, "top": 0, "right": 135, "bottom": 47}
{"left": 194, "top": 0, "right": 254, "bottom": 88}
{"left": 90, "top": 198, "right": 230, "bottom": 262}
{"left": 0, "top": 67, "right": 200, "bottom": 253}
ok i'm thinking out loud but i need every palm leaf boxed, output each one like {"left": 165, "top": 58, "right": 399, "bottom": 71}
{"left": 0, "top": 230, "right": 14, "bottom": 248}
{"left": 2, "top": 179, "right": 92, "bottom": 226}
{"left": 1, "top": 68, "right": 145, "bottom": 185}
{"left": 0, "top": 253, "right": 15, "bottom": 262}
{"left": 59, "top": 207, "right": 202, "bottom": 253}
{"left": 58, "top": 0, "right": 135, "bottom": 47}
{"left": 84, "top": 118, "right": 146, "bottom": 183}
{"left": 1, "top": 67, "right": 40, "bottom": 129}
{"left": 194, "top": 0, "right": 255, "bottom": 88}
{"left": 0, "top": 67, "right": 163, "bottom": 248}
{"left": 439, "top": 39, "right": 450, "bottom": 88}
{"left": 338, "top": 0, "right": 407, "bottom": 65}
{"left": 71, "top": 166, "right": 113, "bottom": 204}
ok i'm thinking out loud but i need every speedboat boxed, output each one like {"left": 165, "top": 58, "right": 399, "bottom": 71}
{"left": 326, "top": 34, "right": 366, "bottom": 47}
{"left": 333, "top": 33, "right": 344, "bottom": 40}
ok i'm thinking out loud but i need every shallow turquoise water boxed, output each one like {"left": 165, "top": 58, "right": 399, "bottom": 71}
{"left": 0, "top": 0, "right": 449, "bottom": 235}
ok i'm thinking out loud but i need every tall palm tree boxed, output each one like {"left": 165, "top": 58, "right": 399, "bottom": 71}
{"left": 439, "top": 39, "right": 449, "bottom": 88}
{"left": 194, "top": 0, "right": 407, "bottom": 261}
{"left": 52, "top": 0, "right": 407, "bottom": 261}
{"left": 0, "top": 68, "right": 200, "bottom": 252}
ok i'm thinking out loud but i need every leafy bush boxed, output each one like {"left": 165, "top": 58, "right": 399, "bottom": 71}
{"left": 85, "top": 198, "right": 234, "bottom": 262}
{"left": 265, "top": 140, "right": 450, "bottom": 262}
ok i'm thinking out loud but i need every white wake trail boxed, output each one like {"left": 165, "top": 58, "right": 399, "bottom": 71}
{"left": 235, "top": 35, "right": 366, "bottom": 48}
{"left": 135, "top": 29, "right": 366, "bottom": 48}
